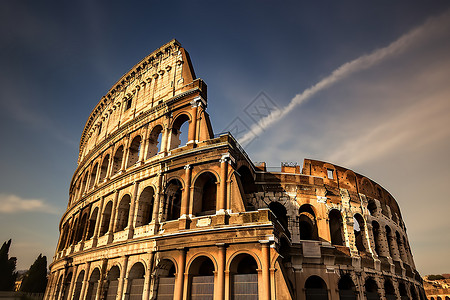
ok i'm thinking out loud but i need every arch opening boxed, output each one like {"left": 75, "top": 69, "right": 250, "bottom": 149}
{"left": 230, "top": 254, "right": 258, "bottom": 300}
{"left": 365, "top": 278, "right": 380, "bottom": 300}
{"left": 105, "top": 266, "right": 120, "bottom": 300}
{"left": 99, "top": 202, "right": 113, "bottom": 236}
{"left": 112, "top": 146, "right": 124, "bottom": 176}
{"left": 298, "top": 204, "right": 319, "bottom": 240}
{"left": 155, "top": 259, "right": 176, "bottom": 299}
{"left": 189, "top": 256, "right": 215, "bottom": 299}
{"left": 127, "top": 136, "right": 142, "bottom": 168}
{"left": 193, "top": 172, "right": 217, "bottom": 216}
{"left": 170, "top": 114, "right": 190, "bottom": 150}
{"left": 329, "top": 209, "right": 344, "bottom": 246}
{"left": 165, "top": 179, "right": 182, "bottom": 221}
{"left": 136, "top": 186, "right": 154, "bottom": 227}
{"left": 147, "top": 125, "right": 163, "bottom": 158}
{"left": 353, "top": 214, "right": 366, "bottom": 252}
{"left": 127, "top": 263, "right": 145, "bottom": 299}
{"left": 305, "top": 275, "right": 328, "bottom": 300}
{"left": 99, "top": 154, "right": 109, "bottom": 182}
{"left": 115, "top": 195, "right": 131, "bottom": 232}
{"left": 338, "top": 274, "right": 357, "bottom": 300}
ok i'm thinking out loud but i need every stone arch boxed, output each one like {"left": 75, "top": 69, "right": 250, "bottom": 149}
{"left": 89, "top": 163, "right": 98, "bottom": 190}
{"left": 99, "top": 201, "right": 113, "bottom": 236}
{"left": 75, "top": 212, "right": 88, "bottom": 244}
{"left": 338, "top": 274, "right": 357, "bottom": 300}
{"left": 269, "top": 202, "right": 289, "bottom": 236}
{"left": 365, "top": 277, "right": 379, "bottom": 300}
{"left": 165, "top": 179, "right": 183, "bottom": 221}
{"left": 147, "top": 124, "right": 163, "bottom": 158}
{"left": 62, "top": 271, "right": 73, "bottom": 300}
{"left": 112, "top": 145, "right": 124, "bottom": 176}
{"left": 99, "top": 154, "right": 110, "bottom": 182}
{"left": 329, "top": 209, "right": 344, "bottom": 246}
{"left": 410, "top": 285, "right": 419, "bottom": 300}
{"left": 229, "top": 253, "right": 259, "bottom": 299}
{"left": 135, "top": 186, "right": 155, "bottom": 227}
{"left": 367, "top": 199, "right": 378, "bottom": 216}
{"left": 115, "top": 194, "right": 131, "bottom": 232}
{"left": 192, "top": 171, "right": 218, "bottom": 216}
{"left": 360, "top": 177, "right": 374, "bottom": 196}
{"left": 86, "top": 207, "right": 98, "bottom": 240}
{"left": 234, "top": 165, "right": 257, "bottom": 211}
{"left": 298, "top": 204, "right": 319, "bottom": 240}
{"left": 385, "top": 225, "right": 394, "bottom": 258}
{"left": 353, "top": 213, "right": 366, "bottom": 252}
{"left": 154, "top": 258, "right": 176, "bottom": 299}
{"left": 371, "top": 221, "right": 381, "bottom": 256}
{"left": 343, "top": 170, "right": 357, "bottom": 190}
{"left": 58, "top": 222, "right": 70, "bottom": 251}
{"left": 398, "top": 281, "right": 408, "bottom": 300}
{"left": 127, "top": 262, "right": 146, "bottom": 299}
{"left": 54, "top": 274, "right": 64, "bottom": 300}
{"left": 72, "top": 270, "right": 84, "bottom": 300}
{"left": 169, "top": 113, "right": 191, "bottom": 150}
{"left": 384, "top": 278, "right": 396, "bottom": 300}
{"left": 188, "top": 255, "right": 216, "bottom": 299}
{"left": 127, "top": 135, "right": 142, "bottom": 168}
{"left": 86, "top": 268, "right": 101, "bottom": 300}
{"left": 104, "top": 265, "right": 121, "bottom": 300}
{"left": 305, "top": 275, "right": 328, "bottom": 300}
{"left": 80, "top": 172, "right": 88, "bottom": 196}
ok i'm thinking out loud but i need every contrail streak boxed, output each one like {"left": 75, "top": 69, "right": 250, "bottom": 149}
{"left": 239, "top": 10, "right": 450, "bottom": 146}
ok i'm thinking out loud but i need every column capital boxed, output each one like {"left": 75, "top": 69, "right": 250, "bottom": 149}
{"left": 184, "top": 164, "right": 192, "bottom": 170}
{"left": 190, "top": 96, "right": 206, "bottom": 107}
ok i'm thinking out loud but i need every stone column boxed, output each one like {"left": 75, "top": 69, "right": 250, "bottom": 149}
{"left": 160, "top": 127, "right": 169, "bottom": 154}
{"left": 140, "top": 127, "right": 150, "bottom": 162}
{"left": 142, "top": 252, "right": 154, "bottom": 299}
{"left": 181, "top": 165, "right": 191, "bottom": 218}
{"left": 79, "top": 262, "right": 91, "bottom": 300}
{"left": 92, "top": 197, "right": 105, "bottom": 247}
{"left": 127, "top": 181, "right": 139, "bottom": 238}
{"left": 106, "top": 151, "right": 115, "bottom": 179}
{"left": 218, "top": 154, "right": 229, "bottom": 213}
{"left": 66, "top": 265, "right": 78, "bottom": 300}
{"left": 388, "top": 233, "right": 401, "bottom": 261}
{"left": 117, "top": 256, "right": 129, "bottom": 299}
{"left": 121, "top": 137, "right": 130, "bottom": 171}
{"left": 377, "top": 227, "right": 390, "bottom": 257}
{"left": 216, "top": 243, "right": 226, "bottom": 300}
{"left": 152, "top": 172, "right": 164, "bottom": 225}
{"left": 188, "top": 100, "right": 199, "bottom": 144}
{"left": 174, "top": 248, "right": 186, "bottom": 300}
{"left": 260, "top": 240, "right": 271, "bottom": 300}
{"left": 107, "top": 190, "right": 119, "bottom": 243}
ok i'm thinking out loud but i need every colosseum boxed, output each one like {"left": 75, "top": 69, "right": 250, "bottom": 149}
{"left": 44, "top": 39, "right": 426, "bottom": 300}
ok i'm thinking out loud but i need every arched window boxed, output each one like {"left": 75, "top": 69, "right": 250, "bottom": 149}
{"left": 86, "top": 208, "right": 98, "bottom": 240}
{"left": 169, "top": 114, "right": 190, "bottom": 150}
{"left": 54, "top": 275, "right": 63, "bottom": 300}
{"left": 329, "top": 209, "right": 344, "bottom": 246}
{"left": 72, "top": 270, "right": 84, "bottom": 300}
{"left": 365, "top": 278, "right": 380, "bottom": 300}
{"left": 89, "top": 163, "right": 98, "bottom": 190}
{"left": 298, "top": 204, "right": 318, "bottom": 240}
{"left": 155, "top": 259, "right": 176, "bottom": 299}
{"left": 99, "top": 154, "right": 109, "bottom": 182}
{"left": 62, "top": 272, "right": 73, "bottom": 300}
{"left": 147, "top": 125, "right": 163, "bottom": 158}
{"left": 189, "top": 256, "right": 215, "bottom": 299}
{"left": 75, "top": 213, "right": 88, "bottom": 243}
{"left": 86, "top": 268, "right": 100, "bottom": 300}
{"left": 127, "top": 263, "right": 145, "bottom": 299}
{"left": 193, "top": 172, "right": 217, "bottom": 216}
{"left": 269, "top": 202, "right": 290, "bottom": 237}
{"left": 230, "top": 254, "right": 258, "bottom": 299}
{"left": 396, "top": 231, "right": 407, "bottom": 263}
{"left": 58, "top": 223, "right": 70, "bottom": 251}
{"left": 338, "top": 274, "right": 357, "bottom": 300}
{"left": 165, "top": 179, "right": 182, "bottom": 221}
{"left": 135, "top": 187, "right": 154, "bottom": 227}
{"left": 115, "top": 195, "right": 131, "bottom": 232}
{"left": 80, "top": 172, "right": 88, "bottom": 196}
{"left": 410, "top": 286, "right": 418, "bottom": 300}
{"left": 372, "top": 221, "right": 381, "bottom": 256}
{"left": 353, "top": 214, "right": 366, "bottom": 252}
{"left": 305, "top": 275, "right": 328, "bottom": 300}
{"left": 398, "top": 282, "right": 408, "bottom": 300}
{"left": 385, "top": 226, "right": 394, "bottom": 258}
{"left": 384, "top": 279, "right": 396, "bottom": 300}
{"left": 105, "top": 266, "right": 120, "bottom": 300}
{"left": 127, "top": 136, "right": 141, "bottom": 168}
{"left": 100, "top": 202, "right": 113, "bottom": 236}
{"left": 112, "top": 146, "right": 124, "bottom": 175}
{"left": 367, "top": 200, "right": 377, "bottom": 216}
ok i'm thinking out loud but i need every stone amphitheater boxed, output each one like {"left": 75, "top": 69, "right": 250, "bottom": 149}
{"left": 44, "top": 39, "right": 425, "bottom": 300}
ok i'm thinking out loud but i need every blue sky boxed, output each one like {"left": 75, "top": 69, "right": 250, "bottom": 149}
{"left": 1, "top": 1, "right": 449, "bottom": 274}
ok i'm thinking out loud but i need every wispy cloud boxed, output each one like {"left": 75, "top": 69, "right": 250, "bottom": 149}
{"left": 239, "top": 9, "right": 450, "bottom": 145}
{"left": 0, "top": 193, "right": 60, "bottom": 214}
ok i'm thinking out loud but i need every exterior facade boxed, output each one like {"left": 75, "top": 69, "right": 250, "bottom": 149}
{"left": 45, "top": 40, "right": 425, "bottom": 300}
